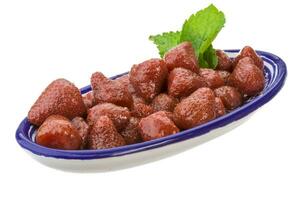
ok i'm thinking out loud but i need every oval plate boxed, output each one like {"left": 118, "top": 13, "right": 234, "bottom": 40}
{"left": 15, "top": 50, "right": 287, "bottom": 172}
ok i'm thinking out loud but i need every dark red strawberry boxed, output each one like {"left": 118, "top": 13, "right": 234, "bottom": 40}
{"left": 200, "top": 68, "right": 225, "bottom": 89}
{"left": 215, "top": 50, "right": 233, "bottom": 71}
{"left": 164, "top": 42, "right": 199, "bottom": 73}
{"left": 151, "top": 93, "right": 178, "bottom": 112}
{"left": 36, "top": 115, "right": 82, "bottom": 150}
{"left": 173, "top": 87, "right": 216, "bottom": 129}
{"left": 71, "top": 117, "right": 90, "bottom": 149}
{"left": 129, "top": 58, "right": 168, "bottom": 102}
{"left": 28, "top": 79, "right": 86, "bottom": 126}
{"left": 82, "top": 92, "right": 96, "bottom": 109}
{"left": 131, "top": 102, "right": 154, "bottom": 118}
{"left": 228, "top": 62, "right": 265, "bottom": 96}
{"left": 214, "top": 97, "right": 226, "bottom": 117}
{"left": 115, "top": 74, "right": 136, "bottom": 94}
{"left": 87, "top": 103, "right": 131, "bottom": 131}
{"left": 168, "top": 67, "right": 206, "bottom": 98}
{"left": 120, "top": 117, "right": 142, "bottom": 144}
{"left": 132, "top": 94, "right": 147, "bottom": 105}
{"left": 91, "top": 72, "right": 133, "bottom": 108}
{"left": 216, "top": 70, "right": 231, "bottom": 84}
{"left": 139, "top": 111, "right": 179, "bottom": 141}
{"left": 214, "top": 86, "right": 243, "bottom": 110}
{"left": 87, "top": 116, "right": 126, "bottom": 149}
{"left": 233, "top": 46, "right": 264, "bottom": 70}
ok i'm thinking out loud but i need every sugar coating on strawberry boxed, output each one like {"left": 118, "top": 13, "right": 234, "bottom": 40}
{"left": 173, "top": 87, "right": 216, "bottom": 130}
{"left": 36, "top": 115, "right": 82, "bottom": 150}
{"left": 131, "top": 102, "right": 154, "bottom": 118}
{"left": 91, "top": 72, "right": 133, "bottom": 108}
{"left": 28, "top": 79, "right": 86, "bottom": 126}
{"left": 132, "top": 94, "right": 147, "bottom": 105}
{"left": 139, "top": 111, "right": 179, "bottom": 141}
{"left": 214, "top": 86, "right": 243, "bottom": 110}
{"left": 214, "top": 97, "right": 226, "bottom": 117}
{"left": 115, "top": 74, "right": 136, "bottom": 94}
{"left": 216, "top": 50, "right": 233, "bottom": 71}
{"left": 168, "top": 67, "right": 206, "bottom": 98}
{"left": 87, "top": 103, "right": 131, "bottom": 131}
{"left": 120, "top": 117, "right": 142, "bottom": 144}
{"left": 87, "top": 116, "right": 125, "bottom": 149}
{"left": 129, "top": 58, "right": 168, "bottom": 102}
{"left": 200, "top": 69, "right": 225, "bottom": 89}
{"left": 164, "top": 42, "right": 199, "bottom": 73}
{"left": 151, "top": 93, "right": 178, "bottom": 112}
{"left": 83, "top": 92, "right": 96, "bottom": 109}
{"left": 228, "top": 62, "right": 265, "bottom": 96}
{"left": 216, "top": 70, "right": 231, "bottom": 84}
{"left": 71, "top": 117, "right": 90, "bottom": 149}
{"left": 233, "top": 46, "right": 264, "bottom": 70}
{"left": 235, "top": 57, "right": 255, "bottom": 68}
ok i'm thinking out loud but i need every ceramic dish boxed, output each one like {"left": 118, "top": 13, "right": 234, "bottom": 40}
{"left": 16, "top": 50, "right": 287, "bottom": 172}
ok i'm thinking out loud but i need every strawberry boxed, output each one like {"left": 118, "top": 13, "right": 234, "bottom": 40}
{"left": 115, "top": 74, "right": 136, "bottom": 94}
{"left": 36, "top": 115, "right": 82, "bottom": 150}
{"left": 151, "top": 93, "right": 178, "bottom": 112}
{"left": 164, "top": 42, "right": 199, "bottom": 73}
{"left": 131, "top": 102, "right": 154, "bottom": 118}
{"left": 168, "top": 67, "right": 206, "bottom": 98}
{"left": 233, "top": 46, "right": 264, "bottom": 70}
{"left": 139, "top": 111, "right": 179, "bottom": 141}
{"left": 87, "top": 116, "right": 125, "bottom": 149}
{"left": 129, "top": 58, "right": 168, "bottom": 102}
{"left": 87, "top": 103, "right": 131, "bottom": 131}
{"left": 28, "top": 79, "right": 86, "bottom": 126}
{"left": 120, "top": 117, "right": 142, "bottom": 145}
{"left": 82, "top": 92, "right": 96, "bottom": 109}
{"left": 71, "top": 117, "right": 90, "bottom": 149}
{"left": 91, "top": 72, "right": 133, "bottom": 108}
{"left": 215, "top": 49, "right": 233, "bottom": 71}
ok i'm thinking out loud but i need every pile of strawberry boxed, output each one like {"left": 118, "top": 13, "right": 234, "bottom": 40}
{"left": 28, "top": 43, "right": 265, "bottom": 150}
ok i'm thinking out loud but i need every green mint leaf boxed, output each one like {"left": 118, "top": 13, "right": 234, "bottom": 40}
{"left": 149, "top": 31, "right": 181, "bottom": 58}
{"left": 199, "top": 45, "right": 218, "bottom": 68}
{"left": 180, "top": 4, "right": 225, "bottom": 61}
{"left": 149, "top": 4, "right": 224, "bottom": 69}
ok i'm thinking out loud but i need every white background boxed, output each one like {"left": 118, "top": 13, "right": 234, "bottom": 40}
{"left": 0, "top": 0, "right": 299, "bottom": 199}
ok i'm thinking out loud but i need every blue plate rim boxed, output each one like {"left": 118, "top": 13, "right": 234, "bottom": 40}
{"left": 15, "top": 50, "right": 287, "bottom": 160}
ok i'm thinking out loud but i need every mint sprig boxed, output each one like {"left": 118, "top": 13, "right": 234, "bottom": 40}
{"left": 149, "top": 31, "right": 180, "bottom": 58}
{"left": 199, "top": 44, "right": 218, "bottom": 68}
{"left": 149, "top": 4, "right": 225, "bottom": 69}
